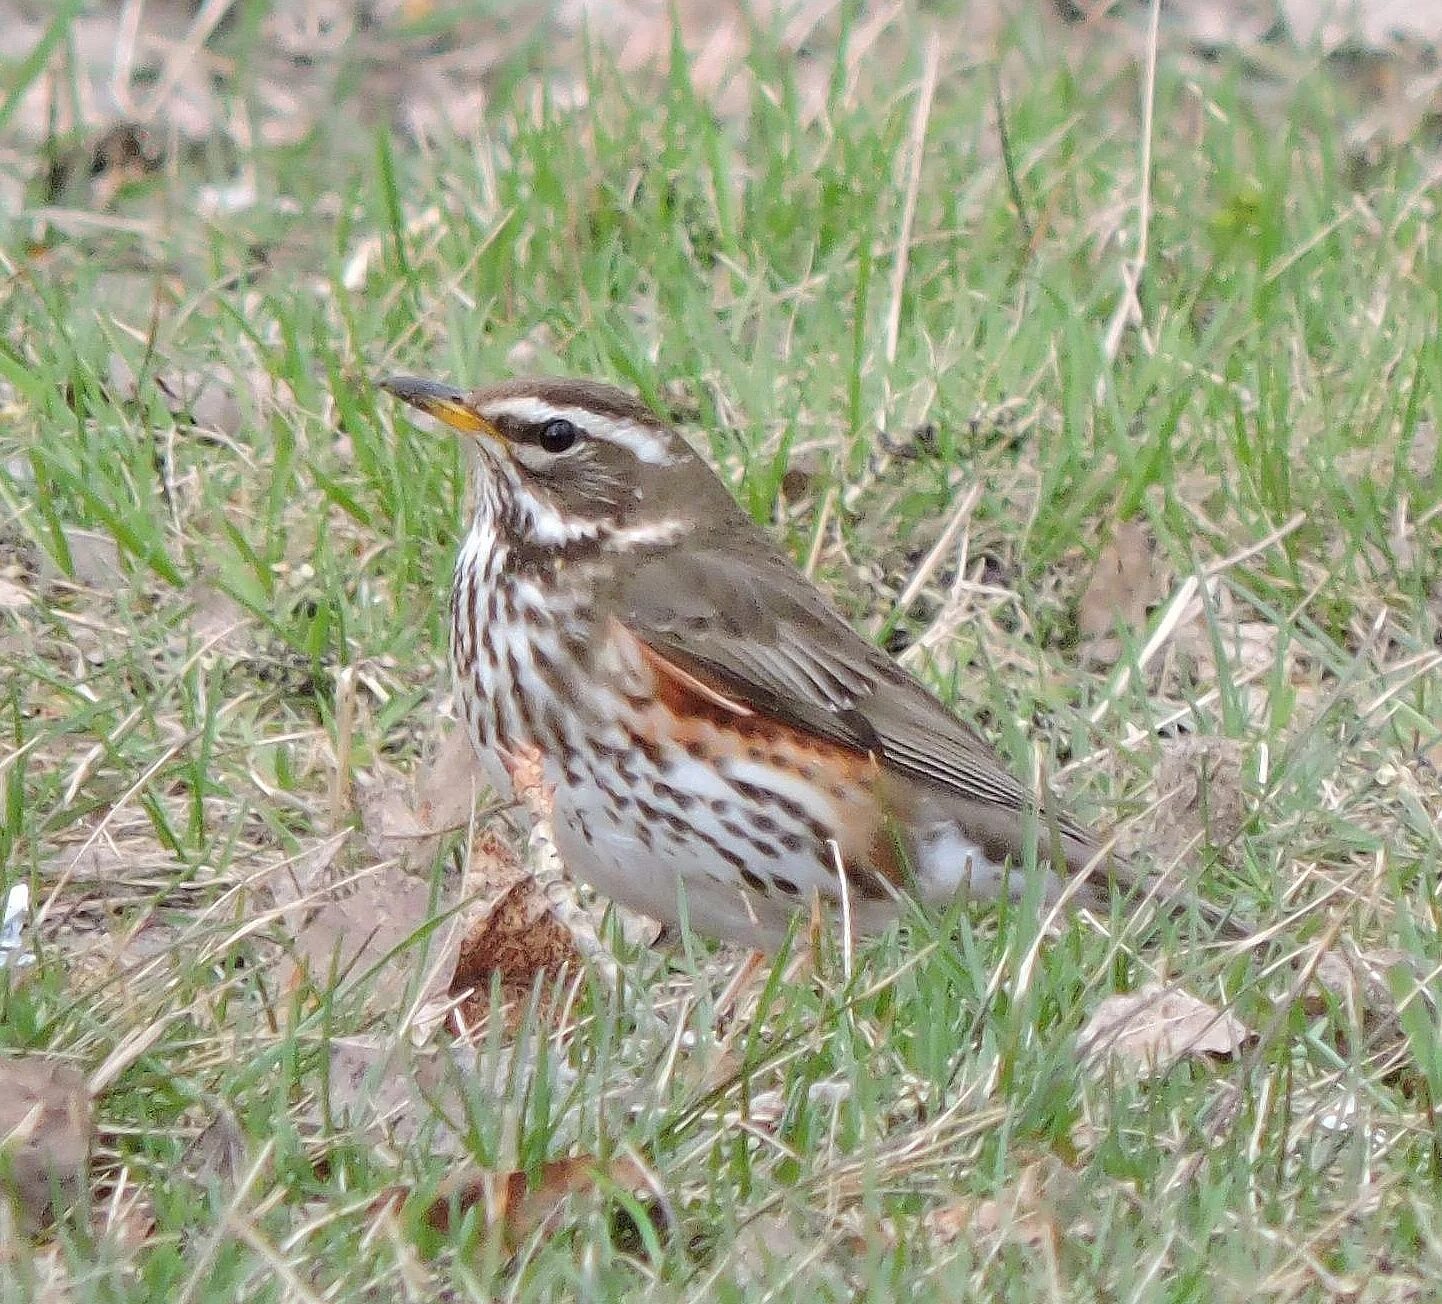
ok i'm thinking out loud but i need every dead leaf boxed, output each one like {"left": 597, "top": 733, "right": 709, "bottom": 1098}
{"left": 411, "top": 1152, "right": 653, "bottom": 1252}
{"left": 364, "top": 733, "right": 616, "bottom": 1034}
{"left": 358, "top": 782, "right": 450, "bottom": 871}
{"left": 185, "top": 582, "right": 253, "bottom": 652}
{"left": 1078, "top": 521, "right": 1169, "bottom": 666}
{"left": 359, "top": 725, "right": 487, "bottom": 871}
{"left": 1141, "top": 735, "right": 1250, "bottom": 861}
{"left": 40, "top": 528, "right": 122, "bottom": 589}
{"left": 926, "top": 1158, "right": 1078, "bottom": 1252}
{"left": 1080, "top": 983, "right": 1252, "bottom": 1068}
{"left": 181, "top": 1108, "right": 247, "bottom": 1191}
{"left": 1280, "top": 0, "right": 1442, "bottom": 49}
{"left": 0, "top": 575, "right": 32, "bottom": 610}
{"left": 1311, "top": 947, "right": 1415, "bottom": 1009}
{"left": 0, "top": 1057, "right": 91, "bottom": 1233}
{"left": 1174, "top": 583, "right": 1292, "bottom": 720}
{"left": 415, "top": 727, "right": 490, "bottom": 840}
{"left": 320, "top": 1037, "right": 463, "bottom": 1147}
{"left": 447, "top": 829, "right": 586, "bottom": 1032}
{"left": 1303, "top": 945, "right": 1418, "bottom": 1062}
{"left": 153, "top": 369, "right": 246, "bottom": 439}
{"left": 271, "top": 855, "right": 460, "bottom": 1017}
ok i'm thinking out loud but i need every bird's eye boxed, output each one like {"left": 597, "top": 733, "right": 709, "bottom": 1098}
{"left": 536, "top": 418, "right": 579, "bottom": 453}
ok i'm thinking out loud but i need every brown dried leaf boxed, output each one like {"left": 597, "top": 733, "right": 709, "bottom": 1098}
{"left": 273, "top": 858, "right": 459, "bottom": 1017}
{"left": 1078, "top": 521, "right": 1169, "bottom": 666}
{"left": 105, "top": 355, "right": 277, "bottom": 440}
{"left": 150, "top": 365, "right": 255, "bottom": 440}
{"left": 1174, "top": 584, "right": 1290, "bottom": 718}
{"left": 358, "top": 783, "right": 439, "bottom": 870}
{"left": 414, "top": 1152, "right": 652, "bottom": 1252}
{"left": 359, "top": 725, "right": 486, "bottom": 871}
{"left": 44, "top": 528, "right": 122, "bottom": 589}
{"left": 926, "top": 1158, "right": 1077, "bottom": 1252}
{"left": 0, "top": 575, "right": 32, "bottom": 610}
{"left": 1305, "top": 946, "right": 1416, "bottom": 1034}
{"left": 320, "top": 1037, "right": 461, "bottom": 1146}
{"left": 416, "top": 726, "right": 489, "bottom": 836}
{"left": 1080, "top": 983, "right": 1252, "bottom": 1068}
{"left": 448, "top": 864, "right": 586, "bottom": 1032}
{"left": 184, "top": 376, "right": 246, "bottom": 439}
{"left": 185, "top": 582, "right": 253, "bottom": 652}
{"left": 181, "top": 1108, "right": 247, "bottom": 1191}
{"left": 1142, "top": 735, "right": 1250, "bottom": 861}
{"left": 0, "top": 1057, "right": 91, "bottom": 1234}
{"left": 455, "top": 826, "right": 527, "bottom": 897}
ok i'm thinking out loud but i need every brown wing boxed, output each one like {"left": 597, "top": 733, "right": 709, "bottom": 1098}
{"left": 619, "top": 540, "right": 1096, "bottom": 850}
{"left": 619, "top": 540, "right": 1257, "bottom": 939}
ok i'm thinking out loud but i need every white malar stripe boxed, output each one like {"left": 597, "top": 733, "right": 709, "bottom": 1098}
{"left": 520, "top": 492, "right": 602, "bottom": 546}
{"left": 479, "top": 396, "right": 676, "bottom": 465}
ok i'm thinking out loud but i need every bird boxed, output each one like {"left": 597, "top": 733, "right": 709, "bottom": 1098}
{"left": 379, "top": 373, "right": 1226, "bottom": 954}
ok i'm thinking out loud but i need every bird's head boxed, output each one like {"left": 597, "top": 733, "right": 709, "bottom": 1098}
{"left": 380, "top": 374, "right": 735, "bottom": 553}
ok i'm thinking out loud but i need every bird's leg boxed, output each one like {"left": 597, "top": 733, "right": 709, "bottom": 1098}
{"left": 501, "top": 745, "right": 612, "bottom": 976}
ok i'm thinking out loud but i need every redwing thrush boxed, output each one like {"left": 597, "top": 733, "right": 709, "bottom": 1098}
{"left": 381, "top": 374, "right": 1228, "bottom": 953}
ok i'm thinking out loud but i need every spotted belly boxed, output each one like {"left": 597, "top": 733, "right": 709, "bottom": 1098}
{"left": 537, "top": 628, "right": 921, "bottom": 951}
{"left": 453, "top": 566, "right": 1025, "bottom": 951}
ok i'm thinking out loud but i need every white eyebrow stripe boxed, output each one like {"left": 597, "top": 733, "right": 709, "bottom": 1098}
{"left": 479, "top": 396, "right": 676, "bottom": 465}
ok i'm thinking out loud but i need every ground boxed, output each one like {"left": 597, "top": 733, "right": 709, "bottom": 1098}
{"left": 2, "top": 0, "right": 1442, "bottom": 1299}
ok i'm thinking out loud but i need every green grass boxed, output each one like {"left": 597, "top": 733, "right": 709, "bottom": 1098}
{"left": 3, "top": 3, "right": 1442, "bottom": 1298}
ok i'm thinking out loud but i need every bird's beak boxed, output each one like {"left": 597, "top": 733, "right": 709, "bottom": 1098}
{"left": 379, "top": 375, "right": 499, "bottom": 439}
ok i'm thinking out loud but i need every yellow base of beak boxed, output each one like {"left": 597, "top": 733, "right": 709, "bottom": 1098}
{"left": 380, "top": 375, "right": 495, "bottom": 437}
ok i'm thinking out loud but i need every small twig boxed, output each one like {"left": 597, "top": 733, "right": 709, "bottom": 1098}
{"left": 828, "top": 839, "right": 855, "bottom": 986}
{"left": 883, "top": 34, "right": 941, "bottom": 366}
{"left": 1096, "top": 0, "right": 1161, "bottom": 394}
{"left": 329, "top": 667, "right": 357, "bottom": 833}
{"left": 893, "top": 482, "right": 982, "bottom": 613}
{"left": 1087, "top": 575, "right": 1201, "bottom": 728}
{"left": 803, "top": 483, "right": 836, "bottom": 578}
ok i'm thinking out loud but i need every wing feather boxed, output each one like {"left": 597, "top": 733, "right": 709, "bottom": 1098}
{"left": 620, "top": 542, "right": 1090, "bottom": 842}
